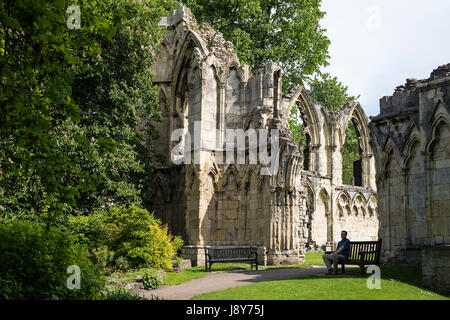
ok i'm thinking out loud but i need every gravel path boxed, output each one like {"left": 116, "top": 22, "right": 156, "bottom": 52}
{"left": 136, "top": 267, "right": 327, "bottom": 300}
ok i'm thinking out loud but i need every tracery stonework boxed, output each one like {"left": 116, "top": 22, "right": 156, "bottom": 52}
{"left": 147, "top": 7, "right": 378, "bottom": 266}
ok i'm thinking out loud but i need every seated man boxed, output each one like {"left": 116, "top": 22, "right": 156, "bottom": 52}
{"left": 322, "top": 230, "right": 350, "bottom": 275}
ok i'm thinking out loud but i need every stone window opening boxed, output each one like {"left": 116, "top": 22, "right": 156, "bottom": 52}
{"left": 342, "top": 118, "right": 363, "bottom": 187}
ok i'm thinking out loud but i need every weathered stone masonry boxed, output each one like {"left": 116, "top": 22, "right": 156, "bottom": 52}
{"left": 147, "top": 7, "right": 378, "bottom": 266}
{"left": 370, "top": 64, "right": 450, "bottom": 293}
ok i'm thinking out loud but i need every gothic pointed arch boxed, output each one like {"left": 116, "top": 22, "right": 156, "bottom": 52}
{"left": 339, "top": 101, "right": 374, "bottom": 187}
{"left": 282, "top": 86, "right": 322, "bottom": 172}
{"left": 425, "top": 110, "right": 450, "bottom": 153}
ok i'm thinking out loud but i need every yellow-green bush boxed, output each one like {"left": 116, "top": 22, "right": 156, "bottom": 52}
{"left": 103, "top": 205, "right": 182, "bottom": 270}
{"left": 68, "top": 205, "right": 183, "bottom": 271}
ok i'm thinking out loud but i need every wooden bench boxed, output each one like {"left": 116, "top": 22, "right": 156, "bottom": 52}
{"left": 325, "top": 239, "right": 382, "bottom": 275}
{"left": 204, "top": 246, "right": 258, "bottom": 272}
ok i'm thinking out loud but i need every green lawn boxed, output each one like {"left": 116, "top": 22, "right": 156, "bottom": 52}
{"left": 107, "top": 262, "right": 259, "bottom": 287}
{"left": 107, "top": 253, "right": 336, "bottom": 286}
{"left": 107, "top": 253, "right": 449, "bottom": 300}
{"left": 192, "top": 266, "right": 450, "bottom": 300}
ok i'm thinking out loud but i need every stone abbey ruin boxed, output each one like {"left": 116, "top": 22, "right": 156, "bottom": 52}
{"left": 146, "top": 7, "right": 449, "bottom": 290}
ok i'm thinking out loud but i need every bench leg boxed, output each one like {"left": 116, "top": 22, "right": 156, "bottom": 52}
{"left": 342, "top": 264, "right": 345, "bottom": 274}
{"left": 360, "top": 263, "right": 365, "bottom": 276}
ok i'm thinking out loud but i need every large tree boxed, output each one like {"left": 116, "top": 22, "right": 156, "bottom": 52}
{"left": 308, "top": 72, "right": 359, "bottom": 110}
{"left": 68, "top": 0, "right": 178, "bottom": 215}
{"left": 184, "top": 0, "right": 330, "bottom": 89}
{"left": 0, "top": 0, "right": 177, "bottom": 222}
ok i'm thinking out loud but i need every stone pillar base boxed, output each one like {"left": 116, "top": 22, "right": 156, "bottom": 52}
{"left": 181, "top": 245, "right": 206, "bottom": 267}
{"left": 267, "top": 251, "right": 304, "bottom": 266}
{"left": 421, "top": 245, "right": 450, "bottom": 295}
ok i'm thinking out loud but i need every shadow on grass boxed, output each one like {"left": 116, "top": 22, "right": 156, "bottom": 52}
{"left": 192, "top": 265, "right": 449, "bottom": 300}
{"left": 186, "top": 252, "right": 327, "bottom": 273}
{"left": 249, "top": 265, "right": 448, "bottom": 298}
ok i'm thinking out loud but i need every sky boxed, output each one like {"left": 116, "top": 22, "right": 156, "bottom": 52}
{"left": 320, "top": 0, "right": 450, "bottom": 116}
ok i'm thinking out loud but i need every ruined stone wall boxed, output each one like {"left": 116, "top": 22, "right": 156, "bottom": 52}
{"left": 369, "top": 64, "right": 450, "bottom": 265}
{"left": 147, "top": 7, "right": 306, "bottom": 266}
{"left": 147, "top": 7, "right": 378, "bottom": 265}
{"left": 147, "top": 166, "right": 187, "bottom": 240}
{"left": 292, "top": 89, "right": 379, "bottom": 251}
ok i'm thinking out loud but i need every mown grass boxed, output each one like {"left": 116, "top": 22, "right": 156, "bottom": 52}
{"left": 191, "top": 266, "right": 450, "bottom": 300}
{"left": 106, "top": 253, "right": 449, "bottom": 300}
{"left": 165, "top": 263, "right": 252, "bottom": 285}
{"left": 107, "top": 262, "right": 258, "bottom": 286}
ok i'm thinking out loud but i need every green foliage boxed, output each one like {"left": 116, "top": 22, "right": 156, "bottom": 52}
{"left": 102, "top": 287, "right": 148, "bottom": 300}
{"left": 92, "top": 246, "right": 115, "bottom": 268}
{"left": 142, "top": 269, "right": 163, "bottom": 290}
{"left": 0, "top": 0, "right": 178, "bottom": 221}
{"left": 67, "top": 213, "right": 112, "bottom": 251}
{"left": 287, "top": 72, "right": 361, "bottom": 185}
{"left": 308, "top": 73, "right": 360, "bottom": 110}
{"left": 185, "top": 0, "right": 330, "bottom": 90}
{"left": 114, "top": 256, "right": 131, "bottom": 271}
{"left": 67, "top": 0, "right": 179, "bottom": 215}
{"left": 66, "top": 205, "right": 181, "bottom": 271}
{"left": 0, "top": 220, "right": 105, "bottom": 300}
{"left": 103, "top": 205, "right": 179, "bottom": 270}
{"left": 173, "top": 235, "right": 184, "bottom": 254}
{"left": 173, "top": 256, "right": 184, "bottom": 268}
{"left": 0, "top": 0, "right": 125, "bottom": 222}
{"left": 342, "top": 121, "right": 360, "bottom": 185}
{"left": 288, "top": 106, "right": 307, "bottom": 150}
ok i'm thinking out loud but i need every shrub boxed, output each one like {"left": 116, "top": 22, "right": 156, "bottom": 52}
{"left": 114, "top": 256, "right": 130, "bottom": 271}
{"left": 102, "top": 288, "right": 147, "bottom": 300}
{"left": 142, "top": 269, "right": 163, "bottom": 290}
{"left": 67, "top": 214, "right": 113, "bottom": 251}
{"left": 92, "top": 246, "right": 114, "bottom": 268}
{"left": 173, "top": 236, "right": 184, "bottom": 254}
{"left": 173, "top": 256, "right": 183, "bottom": 268}
{"left": 0, "top": 220, "right": 105, "bottom": 300}
{"left": 102, "top": 205, "right": 180, "bottom": 270}
{"left": 65, "top": 205, "right": 182, "bottom": 271}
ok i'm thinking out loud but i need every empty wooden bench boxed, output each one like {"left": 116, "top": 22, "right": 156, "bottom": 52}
{"left": 204, "top": 246, "right": 258, "bottom": 272}
{"left": 325, "top": 239, "right": 382, "bottom": 275}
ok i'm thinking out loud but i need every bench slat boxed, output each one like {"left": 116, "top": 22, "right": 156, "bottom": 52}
{"left": 335, "top": 239, "right": 382, "bottom": 275}
{"left": 205, "top": 245, "right": 258, "bottom": 272}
